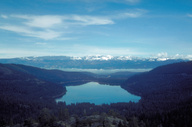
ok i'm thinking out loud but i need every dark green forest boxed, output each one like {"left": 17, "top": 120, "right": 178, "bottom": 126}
{"left": 0, "top": 62, "right": 192, "bottom": 127}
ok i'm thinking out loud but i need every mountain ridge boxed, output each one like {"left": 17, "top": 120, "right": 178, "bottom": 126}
{"left": 1, "top": 63, "right": 95, "bottom": 86}
{"left": 0, "top": 55, "right": 187, "bottom": 69}
{"left": 0, "top": 63, "right": 66, "bottom": 101}
{"left": 4, "top": 55, "right": 191, "bottom": 61}
{"left": 121, "top": 61, "right": 192, "bottom": 110}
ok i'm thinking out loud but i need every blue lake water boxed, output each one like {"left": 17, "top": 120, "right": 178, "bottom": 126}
{"left": 56, "top": 82, "right": 141, "bottom": 105}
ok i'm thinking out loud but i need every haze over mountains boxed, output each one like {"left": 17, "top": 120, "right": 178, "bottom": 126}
{"left": 0, "top": 55, "right": 187, "bottom": 70}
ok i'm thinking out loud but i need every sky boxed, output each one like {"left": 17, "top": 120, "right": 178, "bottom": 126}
{"left": 0, "top": 0, "right": 192, "bottom": 58}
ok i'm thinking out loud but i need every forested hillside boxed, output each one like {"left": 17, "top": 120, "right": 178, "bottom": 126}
{"left": 2, "top": 64, "right": 95, "bottom": 86}
{"left": 1, "top": 62, "right": 192, "bottom": 127}
{"left": 0, "top": 63, "right": 66, "bottom": 125}
{"left": 122, "top": 61, "right": 192, "bottom": 110}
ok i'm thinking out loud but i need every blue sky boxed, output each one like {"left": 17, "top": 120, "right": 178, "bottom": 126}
{"left": 0, "top": 0, "right": 192, "bottom": 58}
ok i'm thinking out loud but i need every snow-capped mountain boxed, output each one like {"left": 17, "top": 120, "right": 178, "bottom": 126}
{"left": 15, "top": 54, "right": 192, "bottom": 61}
{"left": 71, "top": 54, "right": 192, "bottom": 61}
{"left": 0, "top": 55, "right": 189, "bottom": 70}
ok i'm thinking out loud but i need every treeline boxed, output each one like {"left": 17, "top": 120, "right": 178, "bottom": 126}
{"left": 122, "top": 61, "right": 192, "bottom": 110}
{"left": 1, "top": 98, "right": 192, "bottom": 127}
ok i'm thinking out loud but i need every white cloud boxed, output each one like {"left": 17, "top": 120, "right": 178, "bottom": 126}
{"left": 0, "top": 25, "right": 62, "bottom": 40}
{"left": 150, "top": 52, "right": 169, "bottom": 61}
{"left": 0, "top": 25, "right": 32, "bottom": 34}
{"left": 6, "top": 14, "right": 114, "bottom": 40}
{"left": 186, "top": 55, "right": 192, "bottom": 60}
{"left": 0, "top": 14, "right": 114, "bottom": 40}
{"left": 187, "top": 14, "right": 192, "bottom": 17}
{"left": 35, "top": 42, "right": 47, "bottom": 45}
{"left": 69, "top": 15, "right": 114, "bottom": 25}
{"left": 151, "top": 53, "right": 192, "bottom": 61}
{"left": 117, "top": 12, "right": 142, "bottom": 18}
{"left": 12, "top": 14, "right": 114, "bottom": 28}
{"left": 0, "top": 11, "right": 144, "bottom": 40}
{"left": 13, "top": 15, "right": 63, "bottom": 28}
{"left": 157, "top": 52, "right": 168, "bottom": 57}
{"left": 1, "top": 14, "right": 8, "bottom": 19}
{"left": 122, "top": 12, "right": 141, "bottom": 18}
{"left": 113, "top": 9, "right": 147, "bottom": 19}
{"left": 172, "top": 54, "right": 192, "bottom": 60}
{"left": 30, "top": 30, "right": 62, "bottom": 40}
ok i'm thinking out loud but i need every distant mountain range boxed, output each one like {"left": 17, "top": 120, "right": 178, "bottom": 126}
{"left": 0, "top": 55, "right": 188, "bottom": 69}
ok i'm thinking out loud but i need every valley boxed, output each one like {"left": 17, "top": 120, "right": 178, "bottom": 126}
{"left": 1, "top": 0, "right": 192, "bottom": 126}
{"left": 0, "top": 61, "right": 192, "bottom": 127}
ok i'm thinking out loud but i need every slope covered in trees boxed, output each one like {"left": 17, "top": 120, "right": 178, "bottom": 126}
{"left": 0, "top": 63, "right": 66, "bottom": 101}
{"left": 122, "top": 61, "right": 192, "bottom": 110}
{"left": 0, "top": 63, "right": 66, "bottom": 125}
{"left": 1, "top": 62, "right": 192, "bottom": 126}
{"left": 2, "top": 64, "right": 95, "bottom": 86}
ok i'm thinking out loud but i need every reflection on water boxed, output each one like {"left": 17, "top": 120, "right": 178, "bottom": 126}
{"left": 56, "top": 82, "right": 141, "bottom": 105}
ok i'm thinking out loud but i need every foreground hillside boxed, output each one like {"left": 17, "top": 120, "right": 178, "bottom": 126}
{"left": 0, "top": 63, "right": 66, "bottom": 125}
{"left": 122, "top": 61, "right": 192, "bottom": 110}
{"left": 0, "top": 63, "right": 66, "bottom": 101}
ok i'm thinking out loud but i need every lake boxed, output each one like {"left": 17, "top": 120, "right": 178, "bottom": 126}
{"left": 56, "top": 82, "right": 141, "bottom": 105}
